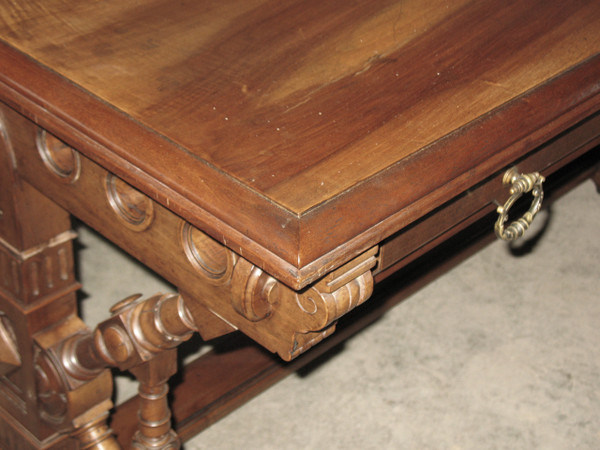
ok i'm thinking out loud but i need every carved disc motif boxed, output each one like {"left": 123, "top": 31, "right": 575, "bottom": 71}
{"left": 33, "top": 348, "right": 68, "bottom": 425}
{"left": 181, "top": 223, "right": 235, "bottom": 284}
{"left": 36, "top": 129, "right": 81, "bottom": 183}
{"left": 105, "top": 174, "right": 155, "bottom": 231}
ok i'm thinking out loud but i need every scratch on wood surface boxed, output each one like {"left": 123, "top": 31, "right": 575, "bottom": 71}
{"left": 480, "top": 79, "right": 517, "bottom": 94}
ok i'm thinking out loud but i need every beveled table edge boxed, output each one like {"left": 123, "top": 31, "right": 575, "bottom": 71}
{"left": 1, "top": 41, "right": 599, "bottom": 289}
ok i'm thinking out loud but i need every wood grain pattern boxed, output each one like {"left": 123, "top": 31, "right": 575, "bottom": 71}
{"left": 1, "top": 0, "right": 597, "bottom": 201}
{"left": 1, "top": 102, "right": 381, "bottom": 360}
{"left": 1, "top": 3, "right": 599, "bottom": 446}
{"left": 1, "top": 0, "right": 599, "bottom": 286}
{"left": 109, "top": 149, "right": 600, "bottom": 444}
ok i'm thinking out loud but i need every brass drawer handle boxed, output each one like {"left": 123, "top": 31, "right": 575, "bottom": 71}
{"left": 494, "top": 167, "right": 545, "bottom": 241}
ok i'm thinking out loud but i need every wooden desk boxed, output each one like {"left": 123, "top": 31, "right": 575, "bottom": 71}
{"left": 0, "top": 1, "right": 599, "bottom": 448}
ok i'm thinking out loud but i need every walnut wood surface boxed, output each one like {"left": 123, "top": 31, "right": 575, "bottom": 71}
{"left": 1, "top": 3, "right": 599, "bottom": 447}
{"left": 111, "top": 145, "right": 600, "bottom": 445}
{"left": 1, "top": 0, "right": 599, "bottom": 287}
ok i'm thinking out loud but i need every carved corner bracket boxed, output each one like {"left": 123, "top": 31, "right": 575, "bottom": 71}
{"left": 182, "top": 245, "right": 379, "bottom": 362}
{"left": 234, "top": 247, "right": 377, "bottom": 360}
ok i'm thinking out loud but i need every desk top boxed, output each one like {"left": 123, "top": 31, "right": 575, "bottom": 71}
{"left": 1, "top": 0, "right": 599, "bottom": 288}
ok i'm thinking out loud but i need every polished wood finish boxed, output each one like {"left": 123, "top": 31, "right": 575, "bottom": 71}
{"left": 1, "top": 0, "right": 599, "bottom": 287}
{"left": 378, "top": 112, "right": 600, "bottom": 276}
{"left": 1, "top": 100, "right": 379, "bottom": 362}
{"left": 112, "top": 138, "right": 600, "bottom": 447}
{"left": 0, "top": 1, "right": 599, "bottom": 448}
{"left": 60, "top": 292, "right": 198, "bottom": 448}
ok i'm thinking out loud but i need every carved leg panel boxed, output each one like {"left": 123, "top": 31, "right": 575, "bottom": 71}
{"left": 1, "top": 114, "right": 195, "bottom": 448}
{"left": 1, "top": 111, "right": 113, "bottom": 448}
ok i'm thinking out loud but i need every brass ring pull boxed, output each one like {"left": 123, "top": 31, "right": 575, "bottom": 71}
{"left": 494, "top": 167, "right": 545, "bottom": 241}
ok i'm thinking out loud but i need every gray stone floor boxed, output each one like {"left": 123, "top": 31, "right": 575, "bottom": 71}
{"left": 78, "top": 180, "right": 599, "bottom": 450}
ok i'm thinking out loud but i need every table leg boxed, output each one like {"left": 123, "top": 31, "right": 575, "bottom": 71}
{"left": 0, "top": 111, "right": 119, "bottom": 449}
{"left": 59, "top": 292, "right": 197, "bottom": 449}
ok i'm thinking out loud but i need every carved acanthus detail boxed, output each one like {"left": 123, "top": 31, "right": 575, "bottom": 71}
{"left": 177, "top": 221, "right": 379, "bottom": 361}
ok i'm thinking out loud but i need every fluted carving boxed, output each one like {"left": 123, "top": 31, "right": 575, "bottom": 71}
{"left": 178, "top": 223, "right": 379, "bottom": 361}
{"left": 0, "top": 231, "right": 77, "bottom": 304}
{"left": 5, "top": 108, "right": 381, "bottom": 366}
{"left": 2, "top": 102, "right": 384, "bottom": 448}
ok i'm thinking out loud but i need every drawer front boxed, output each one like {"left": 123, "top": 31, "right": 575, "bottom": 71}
{"left": 377, "top": 112, "right": 600, "bottom": 276}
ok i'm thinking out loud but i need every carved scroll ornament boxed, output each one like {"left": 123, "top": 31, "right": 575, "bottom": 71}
{"left": 227, "top": 247, "right": 378, "bottom": 360}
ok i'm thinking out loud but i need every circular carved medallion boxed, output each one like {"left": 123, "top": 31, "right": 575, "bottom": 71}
{"left": 36, "top": 129, "right": 81, "bottom": 183}
{"left": 105, "top": 174, "right": 155, "bottom": 231}
{"left": 181, "top": 223, "right": 234, "bottom": 284}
